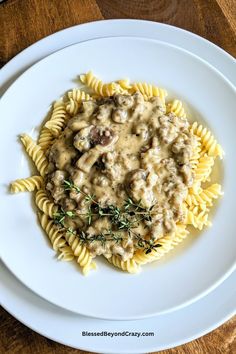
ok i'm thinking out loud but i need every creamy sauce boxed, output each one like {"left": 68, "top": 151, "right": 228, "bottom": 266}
{"left": 46, "top": 93, "right": 197, "bottom": 261}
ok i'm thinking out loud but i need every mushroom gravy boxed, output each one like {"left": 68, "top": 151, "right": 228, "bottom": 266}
{"left": 46, "top": 93, "right": 197, "bottom": 261}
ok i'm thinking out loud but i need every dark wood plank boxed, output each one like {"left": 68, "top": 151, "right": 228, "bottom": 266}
{"left": 216, "top": 0, "right": 236, "bottom": 34}
{"left": 0, "top": 0, "right": 103, "bottom": 65}
{"left": 0, "top": 307, "right": 92, "bottom": 354}
{"left": 96, "top": 0, "right": 236, "bottom": 57}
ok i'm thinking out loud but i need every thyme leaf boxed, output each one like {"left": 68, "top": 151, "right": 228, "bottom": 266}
{"left": 53, "top": 208, "right": 75, "bottom": 227}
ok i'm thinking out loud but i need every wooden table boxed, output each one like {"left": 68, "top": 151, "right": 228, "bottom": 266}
{"left": 0, "top": 0, "right": 235, "bottom": 353}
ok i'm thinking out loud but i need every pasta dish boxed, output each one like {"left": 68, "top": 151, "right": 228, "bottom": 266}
{"left": 10, "top": 72, "right": 223, "bottom": 274}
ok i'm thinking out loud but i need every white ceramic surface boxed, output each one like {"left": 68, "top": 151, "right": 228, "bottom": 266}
{"left": 1, "top": 261, "right": 235, "bottom": 354}
{"left": 1, "top": 20, "right": 235, "bottom": 95}
{"left": 1, "top": 36, "right": 235, "bottom": 321}
{"left": 0, "top": 20, "right": 235, "bottom": 353}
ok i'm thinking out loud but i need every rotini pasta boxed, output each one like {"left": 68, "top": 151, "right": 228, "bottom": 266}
{"left": 10, "top": 176, "right": 44, "bottom": 193}
{"left": 167, "top": 99, "right": 186, "bottom": 118}
{"left": 80, "top": 71, "right": 116, "bottom": 97}
{"left": 133, "top": 225, "right": 189, "bottom": 265}
{"left": 45, "top": 101, "right": 67, "bottom": 137}
{"left": 35, "top": 189, "right": 58, "bottom": 218}
{"left": 67, "top": 88, "right": 91, "bottom": 102}
{"left": 65, "top": 98, "right": 79, "bottom": 116}
{"left": 57, "top": 245, "right": 75, "bottom": 262}
{"left": 190, "top": 139, "right": 201, "bottom": 170}
{"left": 20, "top": 134, "right": 48, "bottom": 177}
{"left": 191, "top": 122, "right": 224, "bottom": 159}
{"left": 65, "top": 232, "right": 96, "bottom": 275}
{"left": 106, "top": 255, "right": 139, "bottom": 274}
{"left": 184, "top": 208, "right": 202, "bottom": 229}
{"left": 186, "top": 184, "right": 222, "bottom": 208}
{"left": 129, "top": 82, "right": 167, "bottom": 101}
{"left": 194, "top": 155, "right": 215, "bottom": 183}
{"left": 184, "top": 206, "right": 210, "bottom": 230}
{"left": 38, "top": 213, "right": 66, "bottom": 251}
{"left": 117, "top": 79, "right": 132, "bottom": 90}
{"left": 38, "top": 127, "right": 54, "bottom": 150}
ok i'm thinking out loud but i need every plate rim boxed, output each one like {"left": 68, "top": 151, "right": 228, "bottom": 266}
{"left": 1, "top": 261, "right": 235, "bottom": 354}
{"left": 1, "top": 19, "right": 236, "bottom": 75}
{"left": 1, "top": 35, "right": 236, "bottom": 104}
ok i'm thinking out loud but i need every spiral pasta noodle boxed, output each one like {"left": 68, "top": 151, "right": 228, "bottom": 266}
{"left": 133, "top": 225, "right": 189, "bottom": 265}
{"left": 35, "top": 189, "right": 58, "bottom": 218}
{"left": 194, "top": 155, "right": 215, "bottom": 183}
{"left": 106, "top": 255, "right": 139, "bottom": 274}
{"left": 65, "top": 232, "right": 96, "bottom": 275}
{"left": 191, "top": 122, "right": 224, "bottom": 159}
{"left": 38, "top": 213, "right": 66, "bottom": 251}
{"left": 10, "top": 176, "right": 44, "bottom": 193}
{"left": 38, "top": 127, "right": 54, "bottom": 150}
{"left": 57, "top": 245, "right": 75, "bottom": 261}
{"left": 130, "top": 82, "right": 168, "bottom": 101}
{"left": 186, "top": 184, "right": 222, "bottom": 208}
{"left": 184, "top": 208, "right": 202, "bottom": 229}
{"left": 190, "top": 139, "right": 201, "bottom": 170}
{"left": 45, "top": 101, "right": 67, "bottom": 137}
{"left": 190, "top": 205, "right": 211, "bottom": 229}
{"left": 65, "top": 98, "right": 79, "bottom": 116}
{"left": 80, "top": 71, "right": 116, "bottom": 97}
{"left": 67, "top": 88, "right": 91, "bottom": 102}
{"left": 184, "top": 205, "right": 211, "bottom": 230}
{"left": 167, "top": 99, "right": 186, "bottom": 118}
{"left": 117, "top": 79, "right": 132, "bottom": 90}
{"left": 20, "top": 134, "right": 48, "bottom": 177}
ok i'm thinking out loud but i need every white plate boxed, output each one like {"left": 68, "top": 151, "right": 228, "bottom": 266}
{"left": 0, "top": 20, "right": 235, "bottom": 352}
{"left": 1, "top": 35, "right": 236, "bottom": 321}
{"left": 1, "top": 261, "right": 235, "bottom": 354}
{"left": 1, "top": 20, "right": 235, "bottom": 94}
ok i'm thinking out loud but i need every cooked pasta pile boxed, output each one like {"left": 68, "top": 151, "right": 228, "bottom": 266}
{"left": 10, "top": 71, "right": 223, "bottom": 275}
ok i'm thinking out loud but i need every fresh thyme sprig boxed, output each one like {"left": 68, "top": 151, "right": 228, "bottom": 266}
{"left": 134, "top": 235, "right": 162, "bottom": 254}
{"left": 52, "top": 179, "right": 162, "bottom": 254}
{"left": 79, "top": 229, "right": 123, "bottom": 246}
{"left": 63, "top": 226, "right": 161, "bottom": 255}
{"left": 63, "top": 180, "right": 97, "bottom": 204}
{"left": 95, "top": 204, "right": 138, "bottom": 231}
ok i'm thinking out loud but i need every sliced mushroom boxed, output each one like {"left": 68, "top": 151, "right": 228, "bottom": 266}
{"left": 131, "top": 92, "right": 146, "bottom": 118}
{"left": 76, "top": 148, "right": 101, "bottom": 173}
{"left": 127, "top": 169, "right": 147, "bottom": 189}
{"left": 74, "top": 126, "right": 118, "bottom": 153}
{"left": 61, "top": 197, "right": 77, "bottom": 211}
{"left": 96, "top": 104, "right": 113, "bottom": 121}
{"left": 126, "top": 169, "right": 157, "bottom": 208}
{"left": 67, "top": 117, "right": 89, "bottom": 132}
{"left": 90, "top": 126, "right": 114, "bottom": 146}
{"left": 149, "top": 96, "right": 166, "bottom": 115}
{"left": 49, "top": 137, "right": 77, "bottom": 170}
{"left": 114, "top": 94, "right": 134, "bottom": 108}
{"left": 74, "top": 125, "right": 94, "bottom": 152}
{"left": 82, "top": 100, "right": 97, "bottom": 117}
{"left": 71, "top": 169, "right": 85, "bottom": 186}
{"left": 112, "top": 108, "right": 128, "bottom": 124}
{"left": 90, "top": 127, "right": 119, "bottom": 151}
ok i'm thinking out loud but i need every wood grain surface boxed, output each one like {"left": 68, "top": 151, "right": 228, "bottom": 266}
{"left": 0, "top": 0, "right": 235, "bottom": 353}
